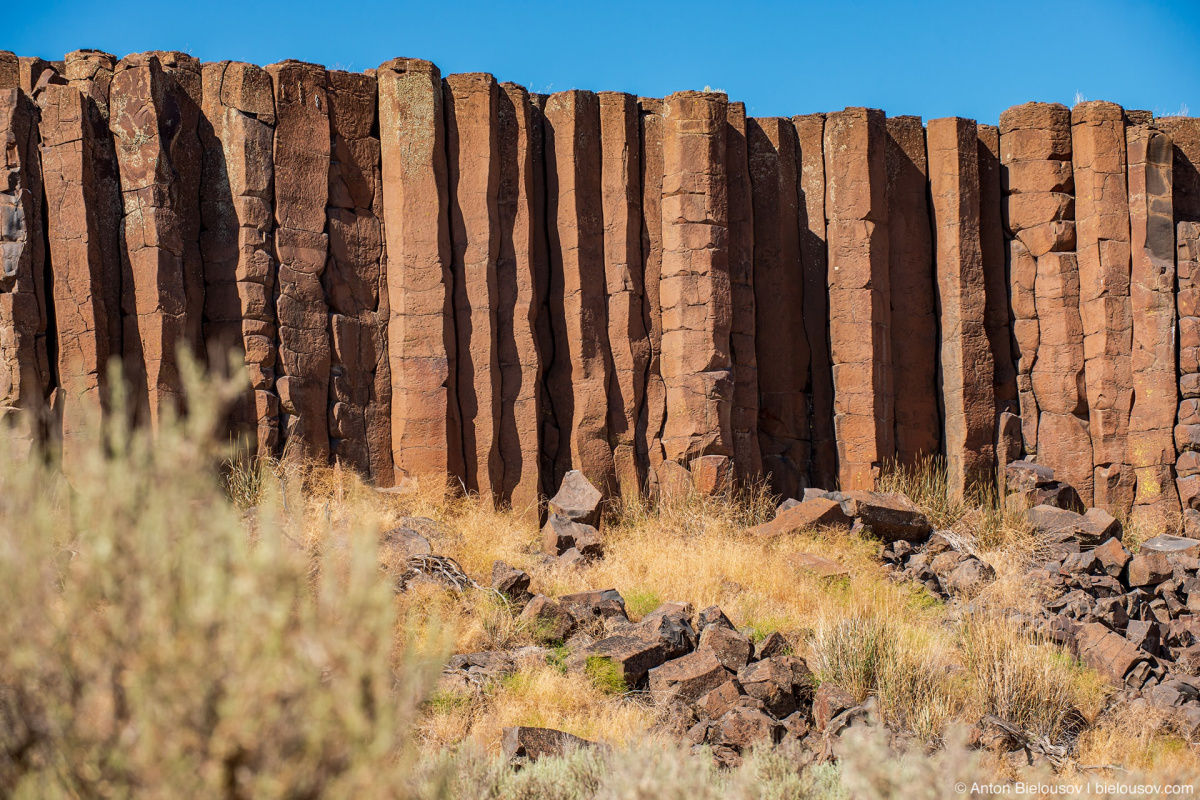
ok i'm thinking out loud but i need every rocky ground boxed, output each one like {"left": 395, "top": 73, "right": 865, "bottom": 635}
{"left": 388, "top": 462, "right": 1200, "bottom": 776}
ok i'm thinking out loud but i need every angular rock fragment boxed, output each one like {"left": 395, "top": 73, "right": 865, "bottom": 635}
{"left": 582, "top": 635, "right": 668, "bottom": 685}
{"left": 1077, "top": 621, "right": 1158, "bottom": 686}
{"left": 502, "top": 726, "right": 595, "bottom": 763}
{"left": 648, "top": 649, "right": 733, "bottom": 705}
{"left": 519, "top": 594, "right": 575, "bottom": 642}
{"left": 748, "top": 496, "right": 853, "bottom": 537}
{"left": 927, "top": 116, "right": 996, "bottom": 499}
{"left": 1126, "top": 553, "right": 1173, "bottom": 587}
{"left": 1025, "top": 504, "right": 1122, "bottom": 547}
{"left": 1141, "top": 534, "right": 1200, "bottom": 559}
{"left": 713, "top": 707, "right": 784, "bottom": 751}
{"left": 378, "top": 57, "right": 462, "bottom": 487}
{"left": 491, "top": 560, "right": 531, "bottom": 602}
{"left": 748, "top": 116, "right": 808, "bottom": 497}
{"left": 824, "top": 107, "right": 892, "bottom": 489}
{"left": 659, "top": 91, "right": 733, "bottom": 474}
{"left": 886, "top": 115, "right": 939, "bottom": 466}
{"left": 549, "top": 469, "right": 603, "bottom": 527}
{"left": 698, "top": 624, "right": 753, "bottom": 671}
{"left": 541, "top": 514, "right": 602, "bottom": 557}
{"left": 840, "top": 490, "right": 932, "bottom": 542}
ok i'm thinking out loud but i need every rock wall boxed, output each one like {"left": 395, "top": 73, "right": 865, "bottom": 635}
{"left": 6, "top": 48, "right": 1200, "bottom": 520}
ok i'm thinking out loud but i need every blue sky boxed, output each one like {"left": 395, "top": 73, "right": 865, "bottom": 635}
{"left": 7, "top": 0, "right": 1199, "bottom": 124}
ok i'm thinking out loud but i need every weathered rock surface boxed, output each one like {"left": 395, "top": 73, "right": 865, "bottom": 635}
{"left": 825, "top": 107, "right": 892, "bottom": 490}
{"left": 748, "top": 497, "right": 853, "bottom": 537}
{"left": 886, "top": 116, "right": 939, "bottom": 467}
{"left": 37, "top": 79, "right": 113, "bottom": 472}
{"left": 1126, "top": 123, "right": 1179, "bottom": 523}
{"left": 978, "top": 124, "right": 1018, "bottom": 429}
{"left": 325, "top": 70, "right": 392, "bottom": 483}
{"left": 659, "top": 91, "right": 733, "bottom": 478}
{"left": 378, "top": 57, "right": 462, "bottom": 487}
{"left": 598, "top": 91, "right": 650, "bottom": 498}
{"left": 927, "top": 116, "right": 996, "bottom": 500}
{"left": 446, "top": 73, "right": 501, "bottom": 503}
{"left": 199, "top": 61, "right": 280, "bottom": 456}
{"left": 502, "top": 726, "right": 595, "bottom": 763}
{"left": 266, "top": 60, "right": 331, "bottom": 462}
{"left": 726, "top": 103, "right": 761, "bottom": 484}
{"left": 495, "top": 82, "right": 544, "bottom": 515}
{"left": 749, "top": 116, "right": 808, "bottom": 498}
{"left": 1072, "top": 102, "right": 1133, "bottom": 513}
{"left": 544, "top": 90, "right": 616, "bottom": 495}
{"left": 639, "top": 97, "right": 668, "bottom": 494}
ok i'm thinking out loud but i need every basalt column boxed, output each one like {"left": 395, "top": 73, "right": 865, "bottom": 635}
{"left": 199, "top": 61, "right": 278, "bottom": 455}
{"left": 1000, "top": 102, "right": 1091, "bottom": 503}
{"left": 794, "top": 113, "right": 836, "bottom": 489}
{"left": 529, "top": 93, "right": 558, "bottom": 498}
{"left": 326, "top": 70, "right": 392, "bottom": 484}
{"left": 154, "top": 53, "right": 205, "bottom": 359}
{"left": 543, "top": 90, "right": 616, "bottom": 495}
{"left": 659, "top": 91, "right": 733, "bottom": 480}
{"left": 598, "top": 91, "right": 649, "bottom": 497}
{"left": 497, "top": 82, "right": 544, "bottom": 515}
{"left": 726, "top": 102, "right": 761, "bottom": 482}
{"left": 748, "top": 116, "right": 808, "bottom": 498}
{"left": 824, "top": 107, "right": 892, "bottom": 491}
{"left": 979, "top": 124, "right": 1019, "bottom": 462}
{"left": 109, "top": 53, "right": 199, "bottom": 430}
{"left": 0, "top": 87, "right": 51, "bottom": 446}
{"left": 445, "top": 73, "right": 501, "bottom": 502}
{"left": 1161, "top": 118, "right": 1200, "bottom": 517}
{"left": 885, "top": 115, "right": 939, "bottom": 466}
{"left": 266, "top": 60, "right": 331, "bottom": 462}
{"left": 37, "top": 80, "right": 115, "bottom": 471}
{"left": 1126, "top": 123, "right": 1179, "bottom": 523}
{"left": 639, "top": 97, "right": 667, "bottom": 490}
{"left": 1072, "top": 102, "right": 1134, "bottom": 512}
{"left": 378, "top": 58, "right": 462, "bottom": 487}
{"left": 63, "top": 50, "right": 122, "bottom": 368}
{"left": 927, "top": 117, "right": 995, "bottom": 500}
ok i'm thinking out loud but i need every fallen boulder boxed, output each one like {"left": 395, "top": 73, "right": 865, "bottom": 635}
{"left": 549, "top": 470, "right": 603, "bottom": 528}
{"left": 648, "top": 650, "right": 733, "bottom": 705}
{"left": 839, "top": 491, "right": 932, "bottom": 542}
{"left": 541, "top": 514, "right": 604, "bottom": 557}
{"left": 519, "top": 595, "right": 575, "bottom": 642}
{"left": 1025, "top": 505, "right": 1122, "bottom": 547}
{"left": 502, "top": 726, "right": 596, "bottom": 763}
{"left": 749, "top": 497, "right": 853, "bottom": 537}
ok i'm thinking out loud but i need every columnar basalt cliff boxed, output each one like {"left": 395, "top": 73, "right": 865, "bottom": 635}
{"left": 5, "top": 49, "right": 1200, "bottom": 522}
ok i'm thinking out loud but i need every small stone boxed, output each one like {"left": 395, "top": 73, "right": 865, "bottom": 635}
{"left": 754, "top": 631, "right": 793, "bottom": 660}
{"left": 491, "top": 560, "right": 532, "bottom": 602}
{"left": 541, "top": 514, "right": 602, "bottom": 557}
{"left": 944, "top": 556, "right": 996, "bottom": 597}
{"left": 813, "top": 684, "right": 856, "bottom": 732}
{"left": 697, "top": 605, "right": 734, "bottom": 631}
{"left": 1005, "top": 460, "right": 1056, "bottom": 493}
{"left": 520, "top": 595, "right": 575, "bottom": 642}
{"left": 502, "top": 726, "right": 595, "bottom": 763}
{"left": 698, "top": 624, "right": 753, "bottom": 671}
{"left": 558, "top": 547, "right": 587, "bottom": 567}
{"left": 713, "top": 707, "right": 785, "bottom": 751}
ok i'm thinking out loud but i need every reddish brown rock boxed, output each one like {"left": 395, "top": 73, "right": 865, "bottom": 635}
{"left": 378, "top": 58, "right": 462, "bottom": 488}
{"left": 659, "top": 91, "right": 733, "bottom": 476}
{"left": 885, "top": 116, "right": 939, "bottom": 466}
{"left": 110, "top": 53, "right": 198, "bottom": 430}
{"left": 544, "top": 90, "right": 616, "bottom": 495}
{"left": 496, "top": 83, "right": 543, "bottom": 516}
{"left": 63, "top": 50, "right": 122, "bottom": 371}
{"left": 598, "top": 91, "right": 649, "bottom": 497}
{"left": 1180, "top": 221, "right": 1200, "bottom": 498}
{"left": 748, "top": 116, "right": 808, "bottom": 497}
{"left": 1008, "top": 238, "right": 1040, "bottom": 453}
{"left": 199, "top": 61, "right": 279, "bottom": 456}
{"left": 1072, "top": 102, "right": 1134, "bottom": 513}
{"left": 927, "top": 117, "right": 996, "bottom": 500}
{"left": 1077, "top": 622, "right": 1154, "bottom": 686}
{"left": 748, "top": 497, "right": 852, "bottom": 537}
{"left": 445, "top": 73, "right": 501, "bottom": 502}
{"left": 264, "top": 60, "right": 331, "bottom": 463}
{"left": 0, "top": 52, "right": 17, "bottom": 88}
{"left": 1156, "top": 117, "right": 1199, "bottom": 224}
{"left": 639, "top": 97, "right": 668, "bottom": 493}
{"left": 17, "top": 57, "right": 50, "bottom": 94}
{"left": 1126, "top": 123, "right": 1179, "bottom": 521}
{"left": 793, "top": 114, "right": 837, "bottom": 489}
{"left": 979, "top": 125, "right": 1018, "bottom": 426}
{"left": 0, "top": 87, "right": 50, "bottom": 445}
{"left": 999, "top": 102, "right": 1075, "bottom": 258}
{"left": 824, "top": 107, "right": 892, "bottom": 490}
{"left": 37, "top": 80, "right": 114, "bottom": 473}
{"left": 325, "top": 70, "right": 392, "bottom": 483}
{"left": 726, "top": 102, "right": 761, "bottom": 483}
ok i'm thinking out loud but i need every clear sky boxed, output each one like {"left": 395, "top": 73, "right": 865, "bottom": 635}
{"left": 7, "top": 0, "right": 1199, "bottom": 124}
